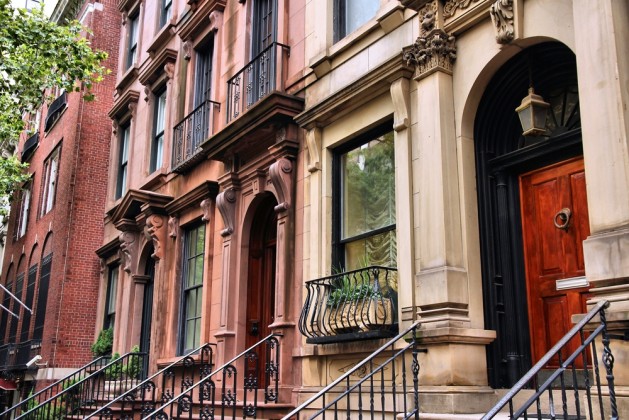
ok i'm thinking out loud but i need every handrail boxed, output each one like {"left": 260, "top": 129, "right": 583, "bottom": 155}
{"left": 282, "top": 320, "right": 421, "bottom": 420}
{"left": 85, "top": 342, "right": 215, "bottom": 418}
{"left": 483, "top": 300, "right": 618, "bottom": 419}
{"left": 15, "top": 350, "right": 146, "bottom": 419}
{"left": 0, "top": 355, "right": 110, "bottom": 418}
{"left": 143, "top": 333, "right": 281, "bottom": 419}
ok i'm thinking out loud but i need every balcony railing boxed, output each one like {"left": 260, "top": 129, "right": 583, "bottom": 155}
{"left": 172, "top": 99, "right": 220, "bottom": 171}
{"left": 299, "top": 266, "right": 398, "bottom": 344}
{"left": 226, "top": 42, "right": 290, "bottom": 123}
{"left": 15, "top": 339, "right": 41, "bottom": 367}
{"left": 44, "top": 91, "right": 67, "bottom": 131}
{"left": 0, "top": 344, "right": 16, "bottom": 370}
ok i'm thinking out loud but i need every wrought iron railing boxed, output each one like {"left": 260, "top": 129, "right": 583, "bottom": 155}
{"left": 226, "top": 42, "right": 290, "bottom": 123}
{"left": 85, "top": 343, "right": 214, "bottom": 419}
{"left": 142, "top": 334, "right": 281, "bottom": 419}
{"left": 15, "top": 339, "right": 41, "bottom": 367}
{"left": 172, "top": 99, "right": 220, "bottom": 171}
{"left": 0, "top": 354, "right": 111, "bottom": 418}
{"left": 299, "top": 266, "right": 398, "bottom": 344}
{"left": 15, "top": 350, "right": 147, "bottom": 419}
{"left": 283, "top": 320, "right": 422, "bottom": 420}
{"left": 483, "top": 300, "right": 618, "bottom": 419}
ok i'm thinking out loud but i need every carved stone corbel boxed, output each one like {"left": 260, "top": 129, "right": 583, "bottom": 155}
{"left": 164, "top": 62, "right": 175, "bottom": 79}
{"left": 183, "top": 40, "right": 193, "bottom": 60}
{"left": 146, "top": 215, "right": 166, "bottom": 260}
{"left": 216, "top": 189, "right": 237, "bottom": 237}
{"left": 128, "top": 101, "right": 138, "bottom": 117}
{"left": 402, "top": 0, "right": 456, "bottom": 79}
{"left": 168, "top": 216, "right": 179, "bottom": 238}
{"left": 390, "top": 78, "right": 410, "bottom": 132}
{"left": 306, "top": 128, "right": 321, "bottom": 172}
{"left": 200, "top": 198, "right": 212, "bottom": 222}
{"left": 119, "top": 231, "right": 139, "bottom": 274}
{"left": 143, "top": 86, "right": 150, "bottom": 102}
{"left": 209, "top": 10, "right": 223, "bottom": 32}
{"left": 489, "top": 0, "right": 514, "bottom": 44}
{"left": 112, "top": 120, "right": 119, "bottom": 135}
{"left": 100, "top": 259, "right": 107, "bottom": 275}
{"left": 269, "top": 158, "right": 293, "bottom": 213}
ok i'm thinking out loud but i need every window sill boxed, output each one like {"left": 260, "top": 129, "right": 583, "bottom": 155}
{"left": 310, "top": 3, "right": 407, "bottom": 79}
{"left": 140, "top": 168, "right": 168, "bottom": 191}
{"left": 146, "top": 20, "right": 176, "bottom": 57}
{"left": 116, "top": 65, "right": 139, "bottom": 95}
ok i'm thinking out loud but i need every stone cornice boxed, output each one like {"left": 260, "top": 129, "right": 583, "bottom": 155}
{"left": 177, "top": 0, "right": 226, "bottom": 41}
{"left": 165, "top": 181, "right": 219, "bottom": 215}
{"left": 146, "top": 21, "right": 176, "bottom": 58}
{"left": 138, "top": 48, "right": 178, "bottom": 86}
{"left": 96, "top": 237, "right": 121, "bottom": 258}
{"left": 295, "top": 54, "right": 413, "bottom": 129}
{"left": 109, "top": 89, "right": 140, "bottom": 121}
{"left": 108, "top": 189, "right": 174, "bottom": 227}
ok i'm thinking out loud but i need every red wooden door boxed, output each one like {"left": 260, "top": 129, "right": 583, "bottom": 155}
{"left": 519, "top": 157, "right": 590, "bottom": 367}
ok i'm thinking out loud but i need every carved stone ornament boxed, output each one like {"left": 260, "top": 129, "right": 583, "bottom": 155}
{"left": 128, "top": 101, "right": 138, "bottom": 116}
{"left": 443, "top": 0, "right": 481, "bottom": 18}
{"left": 418, "top": 1, "right": 438, "bottom": 37}
{"left": 269, "top": 158, "right": 293, "bottom": 213}
{"left": 489, "top": 0, "right": 514, "bottom": 44}
{"left": 143, "top": 86, "right": 150, "bottom": 102}
{"left": 100, "top": 259, "right": 107, "bottom": 275}
{"left": 216, "top": 188, "right": 237, "bottom": 237}
{"left": 112, "top": 120, "right": 119, "bottom": 135}
{"left": 209, "top": 10, "right": 223, "bottom": 33}
{"left": 146, "top": 215, "right": 165, "bottom": 260}
{"left": 164, "top": 62, "right": 175, "bottom": 79}
{"left": 403, "top": 29, "right": 456, "bottom": 77}
{"left": 200, "top": 198, "right": 212, "bottom": 222}
{"left": 119, "top": 231, "right": 138, "bottom": 274}
{"left": 306, "top": 128, "right": 321, "bottom": 172}
{"left": 183, "top": 40, "right": 193, "bottom": 60}
{"left": 168, "top": 216, "right": 179, "bottom": 238}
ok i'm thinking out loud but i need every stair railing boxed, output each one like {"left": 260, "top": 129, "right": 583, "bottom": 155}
{"left": 15, "top": 350, "right": 147, "bottom": 419}
{"left": 142, "top": 333, "right": 281, "bottom": 420}
{"left": 282, "top": 320, "right": 422, "bottom": 420}
{"left": 483, "top": 300, "right": 618, "bottom": 420}
{"left": 85, "top": 343, "right": 215, "bottom": 419}
{"left": 0, "top": 355, "right": 111, "bottom": 418}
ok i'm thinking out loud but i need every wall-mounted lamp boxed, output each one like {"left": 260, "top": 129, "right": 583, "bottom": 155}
{"left": 515, "top": 87, "right": 550, "bottom": 136}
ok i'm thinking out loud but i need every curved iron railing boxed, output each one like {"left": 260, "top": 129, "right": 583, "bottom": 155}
{"left": 15, "top": 350, "right": 146, "bottom": 419}
{"left": 226, "top": 42, "right": 290, "bottom": 123}
{"left": 483, "top": 300, "right": 618, "bottom": 419}
{"left": 172, "top": 100, "right": 220, "bottom": 171}
{"left": 85, "top": 343, "right": 215, "bottom": 419}
{"left": 0, "top": 354, "right": 110, "bottom": 418}
{"left": 142, "top": 334, "right": 281, "bottom": 419}
{"left": 282, "top": 320, "right": 422, "bottom": 420}
{"left": 299, "top": 266, "right": 398, "bottom": 344}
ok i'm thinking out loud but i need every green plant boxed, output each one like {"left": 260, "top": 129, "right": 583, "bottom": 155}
{"left": 122, "top": 345, "right": 142, "bottom": 379}
{"left": 104, "top": 352, "right": 122, "bottom": 380}
{"left": 91, "top": 328, "right": 113, "bottom": 357}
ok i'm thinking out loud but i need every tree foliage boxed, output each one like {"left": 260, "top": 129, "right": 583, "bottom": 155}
{"left": 0, "top": 0, "right": 107, "bottom": 211}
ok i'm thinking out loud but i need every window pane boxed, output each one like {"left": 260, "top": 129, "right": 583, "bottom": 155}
{"left": 345, "top": 229, "right": 397, "bottom": 270}
{"left": 181, "top": 224, "right": 205, "bottom": 353}
{"left": 338, "top": 0, "right": 379, "bottom": 40}
{"left": 342, "top": 132, "right": 395, "bottom": 239}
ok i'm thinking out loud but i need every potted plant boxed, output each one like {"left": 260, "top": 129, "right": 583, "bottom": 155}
{"left": 103, "top": 346, "right": 141, "bottom": 396}
{"left": 91, "top": 328, "right": 113, "bottom": 358}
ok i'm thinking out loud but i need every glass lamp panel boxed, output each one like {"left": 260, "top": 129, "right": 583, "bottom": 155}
{"left": 517, "top": 106, "right": 532, "bottom": 133}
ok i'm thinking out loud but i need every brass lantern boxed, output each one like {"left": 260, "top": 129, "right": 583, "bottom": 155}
{"left": 515, "top": 87, "right": 550, "bottom": 136}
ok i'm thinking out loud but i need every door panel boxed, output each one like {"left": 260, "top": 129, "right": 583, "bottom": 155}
{"left": 519, "top": 157, "right": 590, "bottom": 367}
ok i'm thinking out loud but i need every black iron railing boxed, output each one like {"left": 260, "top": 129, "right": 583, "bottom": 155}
{"left": 226, "top": 42, "right": 290, "bottom": 123}
{"left": 142, "top": 334, "right": 281, "bottom": 419}
{"left": 299, "top": 266, "right": 398, "bottom": 344}
{"left": 172, "top": 100, "right": 220, "bottom": 171}
{"left": 283, "top": 320, "right": 422, "bottom": 420}
{"left": 15, "top": 339, "right": 41, "bottom": 367}
{"left": 85, "top": 343, "right": 214, "bottom": 419}
{"left": 483, "top": 300, "right": 618, "bottom": 420}
{"left": 0, "top": 354, "right": 111, "bottom": 418}
{"left": 0, "top": 344, "right": 16, "bottom": 370}
{"left": 44, "top": 91, "right": 67, "bottom": 131}
{"left": 15, "top": 350, "right": 147, "bottom": 419}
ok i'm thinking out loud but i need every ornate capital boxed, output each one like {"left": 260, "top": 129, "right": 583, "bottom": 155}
{"left": 269, "top": 158, "right": 294, "bottom": 213}
{"left": 490, "top": 0, "right": 514, "bottom": 44}
{"left": 146, "top": 215, "right": 166, "bottom": 260}
{"left": 200, "top": 198, "right": 212, "bottom": 222}
{"left": 168, "top": 216, "right": 179, "bottom": 238}
{"left": 404, "top": 29, "right": 456, "bottom": 78}
{"left": 216, "top": 188, "right": 237, "bottom": 237}
{"left": 119, "top": 231, "right": 139, "bottom": 274}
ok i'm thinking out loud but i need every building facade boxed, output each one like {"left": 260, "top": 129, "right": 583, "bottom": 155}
{"left": 0, "top": 0, "right": 120, "bottom": 409}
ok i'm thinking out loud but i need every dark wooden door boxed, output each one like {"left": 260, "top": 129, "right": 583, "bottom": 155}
{"left": 140, "top": 256, "right": 155, "bottom": 378}
{"left": 519, "top": 157, "right": 590, "bottom": 367}
{"left": 246, "top": 199, "right": 277, "bottom": 383}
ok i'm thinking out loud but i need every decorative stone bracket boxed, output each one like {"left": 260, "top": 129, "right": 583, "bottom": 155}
{"left": 119, "top": 231, "right": 140, "bottom": 274}
{"left": 489, "top": 0, "right": 515, "bottom": 44}
{"left": 217, "top": 188, "right": 237, "bottom": 237}
{"left": 146, "top": 214, "right": 166, "bottom": 260}
{"left": 269, "top": 158, "right": 294, "bottom": 213}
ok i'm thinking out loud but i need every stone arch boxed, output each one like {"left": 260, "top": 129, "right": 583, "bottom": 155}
{"left": 28, "top": 244, "right": 40, "bottom": 269}
{"left": 41, "top": 232, "right": 54, "bottom": 260}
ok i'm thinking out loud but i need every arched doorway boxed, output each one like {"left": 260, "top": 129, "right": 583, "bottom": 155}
{"left": 474, "top": 42, "right": 588, "bottom": 388}
{"left": 245, "top": 195, "right": 277, "bottom": 375}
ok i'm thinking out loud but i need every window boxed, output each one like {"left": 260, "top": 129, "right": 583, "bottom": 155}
{"left": 150, "top": 89, "right": 166, "bottom": 173}
{"left": 334, "top": 0, "right": 379, "bottom": 42}
{"left": 252, "top": 0, "right": 276, "bottom": 56}
{"left": 194, "top": 40, "right": 214, "bottom": 106}
{"left": 116, "top": 124, "right": 130, "bottom": 200}
{"left": 126, "top": 13, "right": 139, "bottom": 70}
{"left": 7, "top": 273, "right": 23, "bottom": 343}
{"left": 334, "top": 128, "right": 396, "bottom": 270}
{"left": 19, "top": 265, "right": 37, "bottom": 342}
{"left": 41, "top": 145, "right": 61, "bottom": 216}
{"left": 180, "top": 223, "right": 205, "bottom": 354}
{"left": 104, "top": 265, "right": 118, "bottom": 330}
{"left": 33, "top": 253, "right": 52, "bottom": 341}
{"left": 160, "top": 0, "right": 172, "bottom": 27}
{"left": 15, "top": 182, "right": 31, "bottom": 239}
{"left": 0, "top": 279, "right": 13, "bottom": 344}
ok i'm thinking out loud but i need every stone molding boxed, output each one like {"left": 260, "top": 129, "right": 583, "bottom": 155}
{"left": 168, "top": 216, "right": 179, "bottom": 238}
{"left": 390, "top": 78, "right": 410, "bottom": 132}
{"left": 489, "top": 0, "right": 514, "bottom": 44}
{"left": 443, "top": 0, "right": 482, "bottom": 18}
{"left": 200, "top": 198, "right": 212, "bottom": 222}
{"left": 269, "top": 158, "right": 293, "bottom": 213}
{"left": 216, "top": 188, "right": 237, "bottom": 237}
